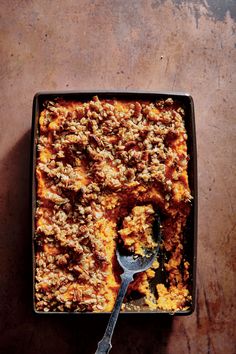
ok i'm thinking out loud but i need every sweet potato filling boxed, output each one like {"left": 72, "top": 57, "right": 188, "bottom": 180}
{"left": 119, "top": 205, "right": 157, "bottom": 255}
{"left": 35, "top": 96, "right": 192, "bottom": 312}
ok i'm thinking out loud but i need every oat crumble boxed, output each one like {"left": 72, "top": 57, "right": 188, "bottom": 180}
{"left": 35, "top": 96, "right": 192, "bottom": 313}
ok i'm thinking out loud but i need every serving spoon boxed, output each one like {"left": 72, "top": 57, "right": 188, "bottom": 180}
{"left": 95, "top": 214, "right": 161, "bottom": 354}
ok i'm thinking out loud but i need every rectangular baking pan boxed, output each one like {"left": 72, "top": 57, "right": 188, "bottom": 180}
{"left": 31, "top": 91, "right": 198, "bottom": 315}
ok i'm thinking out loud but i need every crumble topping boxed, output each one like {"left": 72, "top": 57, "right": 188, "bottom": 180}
{"left": 35, "top": 96, "right": 192, "bottom": 313}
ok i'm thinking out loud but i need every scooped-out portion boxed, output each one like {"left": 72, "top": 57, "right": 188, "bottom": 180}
{"left": 119, "top": 204, "right": 157, "bottom": 256}
{"left": 35, "top": 96, "right": 192, "bottom": 313}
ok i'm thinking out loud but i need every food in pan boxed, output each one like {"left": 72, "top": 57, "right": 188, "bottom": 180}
{"left": 119, "top": 204, "right": 157, "bottom": 256}
{"left": 35, "top": 96, "right": 192, "bottom": 313}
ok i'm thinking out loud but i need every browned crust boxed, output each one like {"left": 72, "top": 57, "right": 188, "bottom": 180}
{"left": 35, "top": 96, "right": 192, "bottom": 313}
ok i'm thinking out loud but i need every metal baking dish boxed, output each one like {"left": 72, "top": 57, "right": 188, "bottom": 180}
{"left": 31, "top": 91, "right": 197, "bottom": 315}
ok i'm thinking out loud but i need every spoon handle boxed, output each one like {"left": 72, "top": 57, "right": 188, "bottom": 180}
{"left": 95, "top": 272, "right": 134, "bottom": 354}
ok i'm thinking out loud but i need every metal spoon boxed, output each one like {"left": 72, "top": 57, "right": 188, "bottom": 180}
{"left": 95, "top": 214, "right": 161, "bottom": 354}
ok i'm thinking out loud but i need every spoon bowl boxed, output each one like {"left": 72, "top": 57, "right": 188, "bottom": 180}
{"left": 116, "top": 213, "right": 161, "bottom": 274}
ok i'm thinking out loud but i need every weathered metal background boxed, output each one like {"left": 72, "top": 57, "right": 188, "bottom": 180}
{"left": 0, "top": 1, "right": 235, "bottom": 353}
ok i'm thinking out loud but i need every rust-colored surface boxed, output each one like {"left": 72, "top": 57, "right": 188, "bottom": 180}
{"left": 0, "top": 1, "right": 235, "bottom": 353}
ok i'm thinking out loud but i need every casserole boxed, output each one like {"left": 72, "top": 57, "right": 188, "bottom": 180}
{"left": 31, "top": 91, "right": 197, "bottom": 315}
